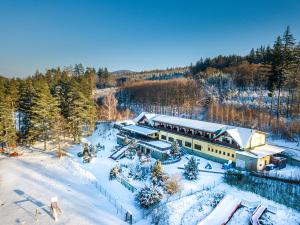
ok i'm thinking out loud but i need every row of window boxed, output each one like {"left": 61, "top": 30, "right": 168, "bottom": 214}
{"left": 208, "top": 147, "right": 234, "bottom": 158}
{"left": 161, "top": 135, "right": 235, "bottom": 158}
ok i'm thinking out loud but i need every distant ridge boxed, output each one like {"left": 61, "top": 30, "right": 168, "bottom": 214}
{"left": 111, "top": 70, "right": 135, "bottom": 75}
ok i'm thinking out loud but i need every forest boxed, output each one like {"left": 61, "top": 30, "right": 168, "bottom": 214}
{"left": 118, "top": 27, "right": 300, "bottom": 141}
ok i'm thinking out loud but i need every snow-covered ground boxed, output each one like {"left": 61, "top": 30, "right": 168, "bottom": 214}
{"left": 66, "top": 123, "right": 300, "bottom": 225}
{"left": 268, "top": 138, "right": 300, "bottom": 160}
{"left": 0, "top": 150, "right": 127, "bottom": 225}
{"left": 1, "top": 122, "right": 299, "bottom": 225}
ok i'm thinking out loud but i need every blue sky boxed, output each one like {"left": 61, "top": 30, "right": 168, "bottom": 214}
{"left": 0, "top": 0, "right": 300, "bottom": 77}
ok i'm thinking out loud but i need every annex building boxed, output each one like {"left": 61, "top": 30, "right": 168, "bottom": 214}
{"left": 117, "top": 112, "right": 284, "bottom": 171}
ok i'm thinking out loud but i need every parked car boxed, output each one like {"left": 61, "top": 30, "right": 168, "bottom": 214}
{"left": 265, "top": 164, "right": 276, "bottom": 171}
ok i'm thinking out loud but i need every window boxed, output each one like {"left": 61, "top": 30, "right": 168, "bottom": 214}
{"left": 169, "top": 137, "right": 174, "bottom": 142}
{"left": 223, "top": 152, "right": 226, "bottom": 155}
{"left": 208, "top": 147, "right": 210, "bottom": 151}
{"left": 194, "top": 144, "right": 202, "bottom": 151}
{"left": 219, "top": 151, "right": 222, "bottom": 155}
{"left": 211, "top": 148, "right": 214, "bottom": 152}
{"left": 177, "top": 139, "right": 183, "bottom": 146}
{"left": 232, "top": 154, "right": 235, "bottom": 158}
{"left": 185, "top": 142, "right": 192, "bottom": 148}
{"left": 161, "top": 135, "right": 167, "bottom": 140}
{"left": 227, "top": 153, "right": 230, "bottom": 157}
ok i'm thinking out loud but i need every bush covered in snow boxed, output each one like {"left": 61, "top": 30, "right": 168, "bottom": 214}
{"left": 129, "top": 162, "right": 150, "bottom": 181}
{"left": 223, "top": 169, "right": 245, "bottom": 183}
{"left": 109, "top": 165, "right": 121, "bottom": 180}
{"left": 135, "top": 185, "right": 163, "bottom": 208}
{"left": 184, "top": 157, "right": 199, "bottom": 180}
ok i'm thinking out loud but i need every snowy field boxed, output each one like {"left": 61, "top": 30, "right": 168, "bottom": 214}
{"left": 0, "top": 150, "right": 126, "bottom": 225}
{"left": 1, "top": 122, "right": 300, "bottom": 225}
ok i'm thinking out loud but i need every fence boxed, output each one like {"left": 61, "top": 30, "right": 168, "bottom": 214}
{"left": 64, "top": 157, "right": 135, "bottom": 224}
{"left": 116, "top": 175, "right": 137, "bottom": 192}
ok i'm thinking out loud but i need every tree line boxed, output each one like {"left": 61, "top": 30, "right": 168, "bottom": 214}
{"left": 0, "top": 64, "right": 98, "bottom": 150}
{"left": 191, "top": 26, "right": 300, "bottom": 120}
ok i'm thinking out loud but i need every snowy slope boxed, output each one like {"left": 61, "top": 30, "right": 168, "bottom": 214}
{"left": 0, "top": 152, "right": 127, "bottom": 225}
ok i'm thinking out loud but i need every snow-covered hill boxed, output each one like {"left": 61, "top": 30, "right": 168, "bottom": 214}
{"left": 0, "top": 151, "right": 126, "bottom": 225}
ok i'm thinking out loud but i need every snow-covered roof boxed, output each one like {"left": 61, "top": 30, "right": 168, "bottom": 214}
{"left": 139, "top": 140, "right": 171, "bottom": 150}
{"left": 122, "top": 125, "right": 158, "bottom": 136}
{"left": 133, "top": 112, "right": 158, "bottom": 124}
{"left": 251, "top": 144, "right": 284, "bottom": 157}
{"left": 134, "top": 112, "right": 265, "bottom": 149}
{"left": 151, "top": 115, "right": 225, "bottom": 133}
{"left": 237, "top": 144, "right": 284, "bottom": 158}
{"left": 225, "top": 127, "right": 254, "bottom": 149}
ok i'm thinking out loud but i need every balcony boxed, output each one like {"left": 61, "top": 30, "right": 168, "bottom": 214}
{"left": 147, "top": 124, "right": 240, "bottom": 150}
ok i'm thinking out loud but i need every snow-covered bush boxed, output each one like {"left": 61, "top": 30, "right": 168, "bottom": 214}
{"left": 109, "top": 165, "right": 121, "bottom": 180}
{"left": 164, "top": 175, "right": 182, "bottom": 195}
{"left": 223, "top": 169, "right": 244, "bottom": 184}
{"left": 135, "top": 185, "right": 163, "bottom": 208}
{"left": 184, "top": 157, "right": 199, "bottom": 180}
{"left": 208, "top": 192, "right": 225, "bottom": 208}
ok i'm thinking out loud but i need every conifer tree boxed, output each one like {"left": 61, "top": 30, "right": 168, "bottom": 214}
{"left": 29, "top": 80, "right": 60, "bottom": 150}
{"left": 0, "top": 78, "right": 17, "bottom": 148}
{"left": 170, "top": 141, "right": 181, "bottom": 157}
{"left": 151, "top": 160, "right": 167, "bottom": 186}
{"left": 184, "top": 157, "right": 199, "bottom": 180}
{"left": 18, "top": 79, "right": 36, "bottom": 145}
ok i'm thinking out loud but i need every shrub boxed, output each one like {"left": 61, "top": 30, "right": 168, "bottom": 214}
{"left": 135, "top": 185, "right": 163, "bottom": 208}
{"left": 109, "top": 165, "right": 121, "bottom": 180}
{"left": 165, "top": 175, "right": 182, "bottom": 195}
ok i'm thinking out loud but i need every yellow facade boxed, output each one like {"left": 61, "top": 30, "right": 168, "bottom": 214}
{"left": 247, "top": 132, "right": 266, "bottom": 149}
{"left": 257, "top": 155, "right": 271, "bottom": 170}
{"left": 158, "top": 130, "right": 237, "bottom": 162}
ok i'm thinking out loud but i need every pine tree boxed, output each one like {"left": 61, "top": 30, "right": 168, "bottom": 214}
{"left": 66, "top": 80, "right": 89, "bottom": 143}
{"left": 271, "top": 36, "right": 284, "bottom": 119}
{"left": 18, "top": 79, "right": 36, "bottom": 145}
{"left": 184, "top": 157, "right": 199, "bottom": 180}
{"left": 0, "top": 78, "right": 17, "bottom": 148}
{"left": 282, "top": 26, "right": 296, "bottom": 117}
{"left": 29, "top": 80, "right": 60, "bottom": 150}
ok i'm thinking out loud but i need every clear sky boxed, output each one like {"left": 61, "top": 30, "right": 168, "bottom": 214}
{"left": 1, "top": 0, "right": 300, "bottom": 77}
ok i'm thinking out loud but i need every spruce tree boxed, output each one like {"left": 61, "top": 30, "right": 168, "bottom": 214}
{"left": 170, "top": 141, "right": 181, "bottom": 157}
{"left": 184, "top": 157, "right": 199, "bottom": 180}
{"left": 271, "top": 36, "right": 284, "bottom": 119}
{"left": 29, "top": 80, "right": 60, "bottom": 150}
{"left": 0, "top": 78, "right": 17, "bottom": 148}
{"left": 18, "top": 79, "right": 36, "bottom": 145}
